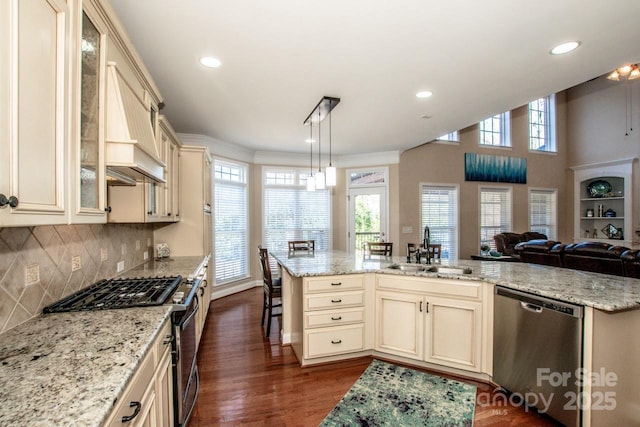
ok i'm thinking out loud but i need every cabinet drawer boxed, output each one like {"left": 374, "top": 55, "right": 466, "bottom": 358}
{"left": 106, "top": 349, "right": 155, "bottom": 427}
{"left": 305, "top": 307, "right": 365, "bottom": 329}
{"left": 305, "top": 291, "right": 364, "bottom": 311}
{"left": 305, "top": 324, "right": 365, "bottom": 359}
{"left": 377, "top": 275, "right": 482, "bottom": 300}
{"left": 304, "top": 275, "right": 364, "bottom": 293}
{"left": 155, "top": 319, "right": 173, "bottom": 361}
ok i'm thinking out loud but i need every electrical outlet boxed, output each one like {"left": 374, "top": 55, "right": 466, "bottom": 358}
{"left": 136, "top": 240, "right": 141, "bottom": 250}
{"left": 121, "top": 244, "right": 126, "bottom": 256}
{"left": 25, "top": 264, "right": 40, "bottom": 285}
{"left": 101, "top": 247, "right": 108, "bottom": 262}
{"left": 402, "top": 226, "right": 413, "bottom": 234}
{"left": 117, "top": 261, "right": 125, "bottom": 273}
{"left": 143, "top": 251, "right": 149, "bottom": 261}
{"left": 71, "top": 255, "right": 81, "bottom": 272}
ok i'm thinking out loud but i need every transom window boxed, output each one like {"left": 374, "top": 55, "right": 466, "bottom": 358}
{"left": 436, "top": 131, "right": 459, "bottom": 142}
{"left": 263, "top": 167, "right": 331, "bottom": 252}
{"left": 529, "top": 189, "right": 557, "bottom": 240}
{"left": 529, "top": 95, "right": 556, "bottom": 152}
{"left": 480, "top": 187, "right": 512, "bottom": 250}
{"left": 214, "top": 160, "right": 249, "bottom": 285}
{"left": 421, "top": 184, "right": 458, "bottom": 260}
{"left": 479, "top": 112, "right": 510, "bottom": 147}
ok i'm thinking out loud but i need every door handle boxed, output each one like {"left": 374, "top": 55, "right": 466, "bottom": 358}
{"left": 520, "top": 301, "right": 543, "bottom": 313}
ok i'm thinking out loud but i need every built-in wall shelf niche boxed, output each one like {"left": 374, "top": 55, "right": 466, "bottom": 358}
{"left": 571, "top": 158, "right": 637, "bottom": 247}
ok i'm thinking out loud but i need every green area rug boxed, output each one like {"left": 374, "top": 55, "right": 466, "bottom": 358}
{"left": 320, "top": 359, "right": 476, "bottom": 426}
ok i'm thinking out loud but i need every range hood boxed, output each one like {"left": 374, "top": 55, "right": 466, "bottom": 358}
{"left": 105, "top": 61, "right": 165, "bottom": 185}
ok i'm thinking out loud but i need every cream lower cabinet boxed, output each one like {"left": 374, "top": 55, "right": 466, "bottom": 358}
{"left": 302, "top": 274, "right": 366, "bottom": 360}
{"left": 105, "top": 319, "right": 173, "bottom": 427}
{"left": 195, "top": 260, "right": 211, "bottom": 349}
{"left": 375, "top": 275, "right": 484, "bottom": 373}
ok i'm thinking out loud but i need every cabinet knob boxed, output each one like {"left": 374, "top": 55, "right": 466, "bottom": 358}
{"left": 104, "top": 206, "right": 112, "bottom": 213}
{"left": 0, "top": 194, "right": 19, "bottom": 208}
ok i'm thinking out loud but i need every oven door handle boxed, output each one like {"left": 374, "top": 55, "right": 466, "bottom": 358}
{"left": 178, "top": 294, "right": 200, "bottom": 328}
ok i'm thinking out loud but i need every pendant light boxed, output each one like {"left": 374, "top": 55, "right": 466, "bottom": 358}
{"left": 325, "top": 98, "right": 336, "bottom": 186}
{"left": 315, "top": 107, "right": 326, "bottom": 190}
{"left": 303, "top": 96, "right": 341, "bottom": 188}
{"left": 306, "top": 121, "right": 315, "bottom": 191}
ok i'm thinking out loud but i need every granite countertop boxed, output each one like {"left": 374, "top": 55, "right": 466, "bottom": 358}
{"left": 271, "top": 251, "right": 640, "bottom": 312}
{"left": 0, "top": 306, "right": 171, "bottom": 427}
{"left": 0, "top": 256, "right": 208, "bottom": 427}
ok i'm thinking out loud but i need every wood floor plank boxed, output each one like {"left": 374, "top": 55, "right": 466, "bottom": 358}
{"left": 190, "top": 287, "right": 560, "bottom": 426}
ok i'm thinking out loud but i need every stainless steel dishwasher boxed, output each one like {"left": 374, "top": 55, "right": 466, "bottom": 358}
{"left": 493, "top": 286, "right": 583, "bottom": 427}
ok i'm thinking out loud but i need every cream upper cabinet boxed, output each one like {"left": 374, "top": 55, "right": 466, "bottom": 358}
{"left": 154, "top": 145, "right": 212, "bottom": 257}
{"left": 158, "top": 116, "right": 181, "bottom": 221}
{"left": 0, "top": 0, "right": 70, "bottom": 226}
{"left": 69, "top": 3, "right": 108, "bottom": 224}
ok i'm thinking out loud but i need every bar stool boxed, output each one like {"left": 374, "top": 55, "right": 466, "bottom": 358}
{"left": 258, "top": 246, "right": 282, "bottom": 338}
{"left": 366, "top": 241, "right": 393, "bottom": 256}
{"left": 288, "top": 240, "right": 315, "bottom": 252}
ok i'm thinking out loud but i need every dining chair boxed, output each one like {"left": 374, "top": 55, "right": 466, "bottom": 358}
{"left": 428, "top": 244, "right": 442, "bottom": 260}
{"left": 258, "top": 246, "right": 282, "bottom": 338}
{"left": 288, "top": 240, "right": 315, "bottom": 252}
{"left": 366, "top": 241, "right": 393, "bottom": 256}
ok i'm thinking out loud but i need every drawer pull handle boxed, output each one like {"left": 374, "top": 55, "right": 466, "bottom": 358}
{"left": 331, "top": 316, "right": 342, "bottom": 321}
{"left": 331, "top": 299, "right": 342, "bottom": 303}
{"left": 122, "top": 401, "right": 142, "bottom": 422}
{"left": 331, "top": 339, "right": 342, "bottom": 344}
{"left": 331, "top": 282, "right": 342, "bottom": 286}
{"left": 163, "top": 334, "right": 173, "bottom": 345}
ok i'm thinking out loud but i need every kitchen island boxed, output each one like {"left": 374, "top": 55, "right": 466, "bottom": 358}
{"left": 272, "top": 251, "right": 640, "bottom": 426}
{"left": 0, "top": 256, "right": 206, "bottom": 427}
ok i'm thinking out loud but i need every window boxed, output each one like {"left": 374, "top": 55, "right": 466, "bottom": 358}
{"left": 349, "top": 168, "right": 387, "bottom": 186}
{"left": 480, "top": 187, "right": 512, "bottom": 250}
{"left": 436, "top": 131, "right": 459, "bottom": 142}
{"left": 421, "top": 185, "right": 458, "bottom": 260}
{"left": 263, "top": 167, "right": 331, "bottom": 252}
{"left": 529, "top": 189, "right": 557, "bottom": 240}
{"left": 214, "top": 160, "right": 248, "bottom": 285}
{"left": 529, "top": 95, "right": 556, "bottom": 152}
{"left": 479, "top": 112, "right": 510, "bottom": 147}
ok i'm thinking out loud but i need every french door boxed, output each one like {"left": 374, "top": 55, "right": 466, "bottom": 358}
{"left": 348, "top": 187, "right": 387, "bottom": 254}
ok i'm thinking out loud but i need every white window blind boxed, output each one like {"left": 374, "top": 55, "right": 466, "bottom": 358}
{"left": 263, "top": 168, "right": 331, "bottom": 252}
{"left": 529, "top": 95, "right": 556, "bottom": 152}
{"left": 530, "top": 189, "right": 557, "bottom": 240}
{"left": 421, "top": 185, "right": 458, "bottom": 260}
{"left": 214, "top": 160, "right": 248, "bottom": 285}
{"left": 480, "top": 187, "right": 512, "bottom": 250}
{"left": 479, "top": 112, "right": 510, "bottom": 147}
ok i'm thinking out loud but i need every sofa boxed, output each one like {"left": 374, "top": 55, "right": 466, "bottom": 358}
{"left": 514, "top": 240, "right": 640, "bottom": 278}
{"left": 493, "top": 231, "right": 548, "bottom": 256}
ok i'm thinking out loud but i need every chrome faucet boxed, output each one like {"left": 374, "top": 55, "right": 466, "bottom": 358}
{"left": 423, "top": 225, "right": 431, "bottom": 265}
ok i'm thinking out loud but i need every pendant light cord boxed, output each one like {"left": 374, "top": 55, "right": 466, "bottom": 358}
{"left": 318, "top": 108, "right": 322, "bottom": 172}
{"left": 329, "top": 100, "right": 332, "bottom": 166}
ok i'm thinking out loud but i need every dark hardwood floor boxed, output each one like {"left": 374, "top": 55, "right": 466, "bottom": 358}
{"left": 190, "top": 287, "right": 560, "bottom": 426}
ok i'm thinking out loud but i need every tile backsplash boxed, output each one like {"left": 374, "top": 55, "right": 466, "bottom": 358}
{"left": 0, "top": 224, "right": 154, "bottom": 333}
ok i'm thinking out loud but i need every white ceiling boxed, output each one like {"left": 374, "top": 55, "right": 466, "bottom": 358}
{"left": 110, "top": 0, "right": 640, "bottom": 156}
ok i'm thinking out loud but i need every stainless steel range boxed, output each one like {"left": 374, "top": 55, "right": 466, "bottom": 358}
{"left": 43, "top": 274, "right": 201, "bottom": 427}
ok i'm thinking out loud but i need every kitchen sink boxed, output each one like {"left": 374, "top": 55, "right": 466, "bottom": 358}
{"left": 386, "top": 264, "right": 472, "bottom": 275}
{"left": 426, "top": 266, "right": 473, "bottom": 275}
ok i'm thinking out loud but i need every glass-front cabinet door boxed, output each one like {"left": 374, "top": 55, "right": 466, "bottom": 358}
{"left": 72, "top": 7, "right": 106, "bottom": 222}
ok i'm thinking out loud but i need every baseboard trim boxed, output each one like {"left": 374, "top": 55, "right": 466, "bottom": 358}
{"left": 212, "top": 280, "right": 261, "bottom": 300}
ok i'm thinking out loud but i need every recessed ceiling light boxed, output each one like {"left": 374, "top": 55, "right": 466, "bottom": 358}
{"left": 416, "top": 91, "right": 433, "bottom": 99}
{"left": 199, "top": 56, "right": 221, "bottom": 68}
{"left": 550, "top": 41, "right": 581, "bottom": 55}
